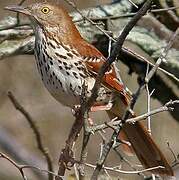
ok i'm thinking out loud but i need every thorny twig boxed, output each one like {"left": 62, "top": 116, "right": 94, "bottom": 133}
{"left": 62, "top": 0, "right": 179, "bottom": 179}
{"left": 89, "top": 0, "right": 153, "bottom": 111}
{"left": 7, "top": 91, "right": 54, "bottom": 180}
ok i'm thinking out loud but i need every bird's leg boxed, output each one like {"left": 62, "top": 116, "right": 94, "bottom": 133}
{"left": 89, "top": 102, "right": 113, "bottom": 125}
{"left": 72, "top": 102, "right": 113, "bottom": 126}
{"left": 71, "top": 105, "right": 94, "bottom": 126}
{"left": 90, "top": 102, "right": 113, "bottom": 112}
{"left": 113, "top": 137, "right": 132, "bottom": 149}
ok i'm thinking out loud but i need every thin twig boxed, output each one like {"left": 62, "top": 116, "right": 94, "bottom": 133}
{"left": 127, "top": 0, "right": 138, "bottom": 9}
{"left": 85, "top": 163, "right": 164, "bottom": 174}
{"left": 7, "top": 91, "right": 54, "bottom": 180}
{"left": 0, "top": 152, "right": 61, "bottom": 180}
{"left": 17, "top": 0, "right": 27, "bottom": 25}
{"left": 167, "top": 142, "right": 178, "bottom": 164}
{"left": 121, "top": 47, "right": 179, "bottom": 83}
{"left": 90, "top": 23, "right": 178, "bottom": 180}
{"left": 113, "top": 148, "right": 146, "bottom": 178}
{"left": 90, "top": 100, "right": 179, "bottom": 133}
{"left": 145, "top": 63, "right": 155, "bottom": 135}
{"left": 145, "top": 63, "right": 151, "bottom": 135}
{"left": 88, "top": 0, "right": 153, "bottom": 112}
{"left": 145, "top": 27, "right": 179, "bottom": 83}
{"left": 75, "top": 7, "right": 179, "bottom": 22}
{"left": 0, "top": 0, "right": 30, "bottom": 31}
{"left": 0, "top": 152, "right": 27, "bottom": 180}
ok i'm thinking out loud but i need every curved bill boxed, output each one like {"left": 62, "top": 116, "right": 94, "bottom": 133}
{"left": 4, "top": 5, "right": 31, "bottom": 16}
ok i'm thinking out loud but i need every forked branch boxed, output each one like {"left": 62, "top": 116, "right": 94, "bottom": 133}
{"left": 7, "top": 91, "right": 54, "bottom": 180}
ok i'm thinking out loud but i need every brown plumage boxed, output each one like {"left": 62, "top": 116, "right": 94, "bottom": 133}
{"left": 5, "top": 2, "right": 173, "bottom": 176}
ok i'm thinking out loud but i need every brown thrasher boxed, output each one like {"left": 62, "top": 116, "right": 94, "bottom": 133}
{"left": 6, "top": 2, "right": 173, "bottom": 176}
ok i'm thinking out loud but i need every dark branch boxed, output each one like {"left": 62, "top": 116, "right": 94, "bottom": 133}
{"left": 7, "top": 91, "right": 54, "bottom": 180}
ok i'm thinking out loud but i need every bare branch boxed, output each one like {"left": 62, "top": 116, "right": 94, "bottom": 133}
{"left": 127, "top": 0, "right": 138, "bottom": 9}
{"left": 90, "top": 100, "right": 179, "bottom": 133}
{"left": 85, "top": 163, "right": 165, "bottom": 174}
{"left": 7, "top": 91, "right": 54, "bottom": 180}
{"left": 56, "top": 108, "right": 83, "bottom": 179}
{"left": 145, "top": 27, "right": 179, "bottom": 83}
{"left": 0, "top": 152, "right": 27, "bottom": 180}
{"left": 0, "top": 152, "right": 61, "bottom": 180}
{"left": 77, "top": 6, "right": 179, "bottom": 22}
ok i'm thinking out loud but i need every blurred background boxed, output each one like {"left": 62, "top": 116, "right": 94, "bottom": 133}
{"left": 0, "top": 0, "right": 179, "bottom": 179}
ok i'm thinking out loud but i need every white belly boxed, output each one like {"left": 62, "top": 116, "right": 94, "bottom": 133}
{"left": 34, "top": 47, "right": 85, "bottom": 107}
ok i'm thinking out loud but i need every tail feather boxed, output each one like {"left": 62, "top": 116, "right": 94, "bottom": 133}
{"left": 107, "top": 100, "right": 173, "bottom": 176}
{"left": 123, "top": 121, "right": 173, "bottom": 175}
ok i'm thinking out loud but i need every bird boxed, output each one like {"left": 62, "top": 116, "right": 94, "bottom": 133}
{"left": 5, "top": 2, "right": 173, "bottom": 176}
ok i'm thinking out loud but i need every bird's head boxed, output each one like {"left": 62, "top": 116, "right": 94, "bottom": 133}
{"left": 5, "top": 2, "right": 75, "bottom": 33}
{"left": 5, "top": 2, "right": 85, "bottom": 48}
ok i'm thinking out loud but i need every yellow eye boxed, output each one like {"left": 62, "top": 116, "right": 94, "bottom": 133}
{"left": 41, "top": 7, "right": 50, "bottom": 14}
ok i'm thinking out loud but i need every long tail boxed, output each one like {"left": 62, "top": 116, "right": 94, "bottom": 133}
{"left": 107, "top": 94, "right": 173, "bottom": 176}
